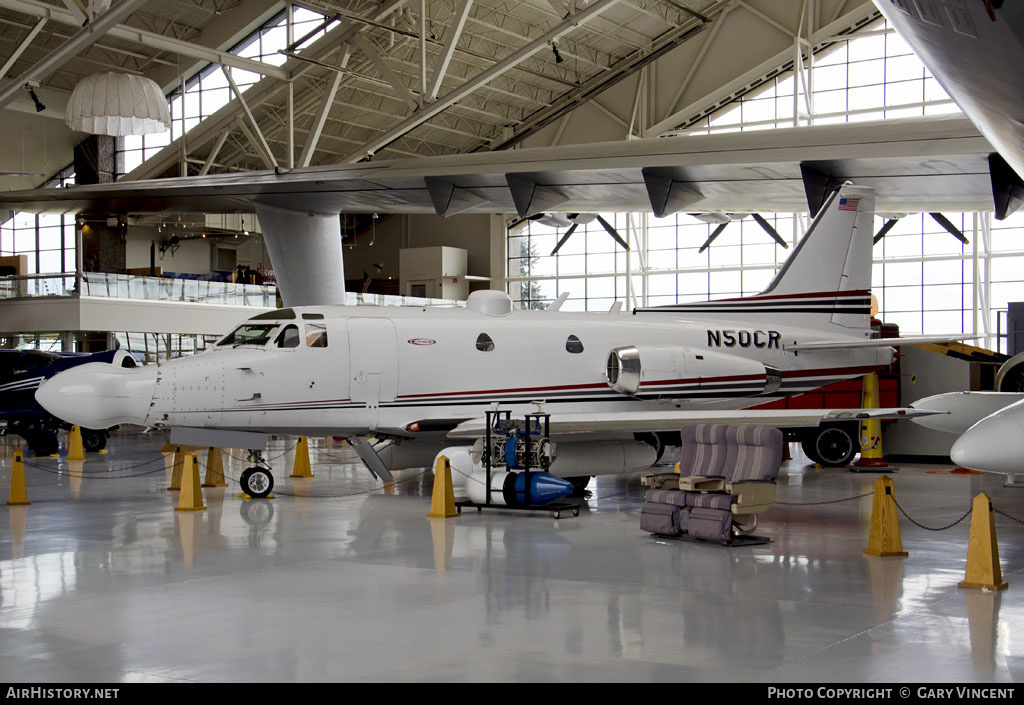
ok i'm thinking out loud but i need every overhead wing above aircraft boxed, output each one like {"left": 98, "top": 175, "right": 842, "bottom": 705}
{"left": 0, "top": 115, "right": 996, "bottom": 218}
{"left": 447, "top": 407, "right": 945, "bottom": 439}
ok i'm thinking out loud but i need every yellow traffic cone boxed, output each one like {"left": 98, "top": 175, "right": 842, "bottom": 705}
{"left": 67, "top": 425, "right": 85, "bottom": 461}
{"left": 426, "top": 455, "right": 458, "bottom": 518}
{"left": 854, "top": 373, "right": 889, "bottom": 469}
{"left": 167, "top": 446, "right": 184, "bottom": 491}
{"left": 959, "top": 493, "right": 1008, "bottom": 591}
{"left": 6, "top": 450, "right": 30, "bottom": 506}
{"left": 289, "top": 436, "right": 314, "bottom": 478}
{"left": 175, "top": 453, "right": 206, "bottom": 512}
{"left": 202, "top": 447, "right": 228, "bottom": 487}
{"left": 863, "top": 475, "right": 908, "bottom": 557}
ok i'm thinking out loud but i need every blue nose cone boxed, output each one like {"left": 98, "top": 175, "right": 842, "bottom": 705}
{"left": 513, "top": 472, "right": 573, "bottom": 506}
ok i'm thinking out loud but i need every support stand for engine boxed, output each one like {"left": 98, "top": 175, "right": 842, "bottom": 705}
{"left": 454, "top": 410, "right": 581, "bottom": 519}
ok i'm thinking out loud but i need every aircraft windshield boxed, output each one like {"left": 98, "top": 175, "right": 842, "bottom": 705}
{"left": 217, "top": 323, "right": 279, "bottom": 347}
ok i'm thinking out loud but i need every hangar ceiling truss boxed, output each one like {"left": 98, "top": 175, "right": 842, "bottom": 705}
{"left": 0, "top": 0, "right": 878, "bottom": 180}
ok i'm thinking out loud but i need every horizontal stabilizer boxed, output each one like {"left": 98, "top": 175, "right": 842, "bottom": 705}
{"left": 447, "top": 407, "right": 945, "bottom": 438}
{"left": 787, "top": 335, "right": 979, "bottom": 351}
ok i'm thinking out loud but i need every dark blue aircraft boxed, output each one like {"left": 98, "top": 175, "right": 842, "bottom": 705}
{"left": 0, "top": 349, "right": 138, "bottom": 455}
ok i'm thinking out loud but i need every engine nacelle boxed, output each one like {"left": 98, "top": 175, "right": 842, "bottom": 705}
{"left": 605, "top": 345, "right": 781, "bottom": 397}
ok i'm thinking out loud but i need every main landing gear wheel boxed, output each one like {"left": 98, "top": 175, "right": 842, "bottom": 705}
{"left": 240, "top": 467, "right": 274, "bottom": 498}
{"left": 802, "top": 424, "right": 858, "bottom": 467}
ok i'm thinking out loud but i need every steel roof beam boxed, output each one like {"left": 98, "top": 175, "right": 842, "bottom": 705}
{"left": 125, "top": 0, "right": 412, "bottom": 180}
{"left": 0, "top": 0, "right": 290, "bottom": 81}
{"left": 341, "top": 0, "right": 621, "bottom": 163}
{"left": 0, "top": 0, "right": 150, "bottom": 110}
{"left": 427, "top": 0, "right": 472, "bottom": 101}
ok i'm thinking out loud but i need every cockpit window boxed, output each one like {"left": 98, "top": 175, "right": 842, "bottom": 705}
{"left": 217, "top": 324, "right": 279, "bottom": 347}
{"left": 305, "top": 323, "right": 328, "bottom": 348}
{"left": 276, "top": 325, "right": 301, "bottom": 348}
{"left": 566, "top": 335, "right": 584, "bottom": 354}
{"left": 475, "top": 333, "right": 494, "bottom": 352}
{"left": 251, "top": 308, "right": 296, "bottom": 320}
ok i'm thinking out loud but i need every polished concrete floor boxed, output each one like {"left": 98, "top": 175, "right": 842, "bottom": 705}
{"left": 0, "top": 430, "right": 1022, "bottom": 683}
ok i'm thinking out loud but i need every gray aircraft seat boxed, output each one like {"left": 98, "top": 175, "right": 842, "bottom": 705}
{"left": 640, "top": 424, "right": 784, "bottom": 545}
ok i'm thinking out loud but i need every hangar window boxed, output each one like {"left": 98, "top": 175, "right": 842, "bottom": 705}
{"left": 475, "top": 333, "right": 495, "bottom": 352}
{"left": 305, "top": 323, "right": 328, "bottom": 348}
{"left": 275, "top": 325, "right": 301, "bottom": 348}
{"left": 566, "top": 335, "right": 584, "bottom": 354}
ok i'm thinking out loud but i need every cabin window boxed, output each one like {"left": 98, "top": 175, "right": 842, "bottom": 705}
{"left": 217, "top": 323, "right": 278, "bottom": 347}
{"left": 475, "top": 333, "right": 494, "bottom": 352}
{"left": 566, "top": 335, "right": 584, "bottom": 354}
{"left": 305, "top": 323, "right": 328, "bottom": 348}
{"left": 302, "top": 312, "right": 325, "bottom": 320}
{"left": 276, "top": 325, "right": 301, "bottom": 348}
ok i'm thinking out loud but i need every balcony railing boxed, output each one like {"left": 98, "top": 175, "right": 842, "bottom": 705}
{"left": 0, "top": 272, "right": 465, "bottom": 309}
{"left": 0, "top": 272, "right": 277, "bottom": 307}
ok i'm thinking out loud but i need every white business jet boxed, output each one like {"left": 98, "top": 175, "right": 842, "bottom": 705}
{"left": 34, "top": 184, "right": 945, "bottom": 497}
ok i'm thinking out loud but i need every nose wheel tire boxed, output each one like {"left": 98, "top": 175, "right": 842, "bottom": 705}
{"left": 240, "top": 467, "right": 274, "bottom": 498}
{"left": 81, "top": 429, "right": 107, "bottom": 452}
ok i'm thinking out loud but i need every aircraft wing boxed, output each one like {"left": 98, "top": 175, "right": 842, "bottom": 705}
{"left": 446, "top": 407, "right": 946, "bottom": 438}
{"left": 0, "top": 115, "right": 995, "bottom": 217}
{"left": 786, "top": 335, "right": 981, "bottom": 351}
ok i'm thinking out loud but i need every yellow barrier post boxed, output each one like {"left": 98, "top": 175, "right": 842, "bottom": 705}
{"left": 959, "top": 493, "right": 1008, "bottom": 591}
{"left": 175, "top": 453, "right": 207, "bottom": 512}
{"left": 167, "top": 446, "right": 184, "bottom": 491}
{"left": 67, "top": 425, "right": 85, "bottom": 461}
{"left": 863, "top": 475, "right": 908, "bottom": 557}
{"left": 6, "top": 450, "right": 30, "bottom": 506}
{"left": 426, "top": 455, "right": 458, "bottom": 518}
{"left": 853, "top": 373, "right": 889, "bottom": 469}
{"left": 289, "top": 436, "right": 314, "bottom": 478}
{"left": 202, "top": 447, "right": 228, "bottom": 488}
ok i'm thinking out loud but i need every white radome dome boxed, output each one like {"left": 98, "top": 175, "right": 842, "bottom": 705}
{"left": 66, "top": 72, "right": 170, "bottom": 136}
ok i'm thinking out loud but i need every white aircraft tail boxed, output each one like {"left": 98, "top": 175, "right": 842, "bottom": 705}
{"left": 638, "top": 184, "right": 876, "bottom": 334}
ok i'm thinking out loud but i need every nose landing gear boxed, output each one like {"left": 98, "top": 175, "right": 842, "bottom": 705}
{"left": 239, "top": 449, "right": 274, "bottom": 498}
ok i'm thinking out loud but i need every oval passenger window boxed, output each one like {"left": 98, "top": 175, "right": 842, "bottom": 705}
{"left": 566, "top": 335, "right": 584, "bottom": 354}
{"left": 476, "top": 333, "right": 494, "bottom": 352}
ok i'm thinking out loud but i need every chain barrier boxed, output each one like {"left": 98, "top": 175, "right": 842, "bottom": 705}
{"left": 992, "top": 507, "right": 1024, "bottom": 527}
{"left": 892, "top": 496, "right": 974, "bottom": 532}
{"left": 194, "top": 456, "right": 431, "bottom": 499}
{"left": 21, "top": 454, "right": 168, "bottom": 479}
{"left": 15, "top": 443, "right": 1024, "bottom": 524}
{"left": 775, "top": 490, "right": 874, "bottom": 506}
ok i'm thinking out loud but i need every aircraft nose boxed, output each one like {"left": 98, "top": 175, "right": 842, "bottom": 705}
{"left": 35, "top": 362, "right": 157, "bottom": 429}
{"left": 950, "top": 411, "right": 1024, "bottom": 474}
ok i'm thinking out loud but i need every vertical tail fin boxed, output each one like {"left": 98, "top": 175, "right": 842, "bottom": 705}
{"left": 638, "top": 184, "right": 876, "bottom": 335}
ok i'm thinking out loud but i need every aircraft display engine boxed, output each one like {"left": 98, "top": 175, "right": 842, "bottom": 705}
{"left": 605, "top": 345, "right": 782, "bottom": 397}
{"left": 489, "top": 429, "right": 555, "bottom": 471}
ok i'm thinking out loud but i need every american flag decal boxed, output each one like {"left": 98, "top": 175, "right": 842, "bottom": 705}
{"left": 838, "top": 197, "right": 860, "bottom": 211}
